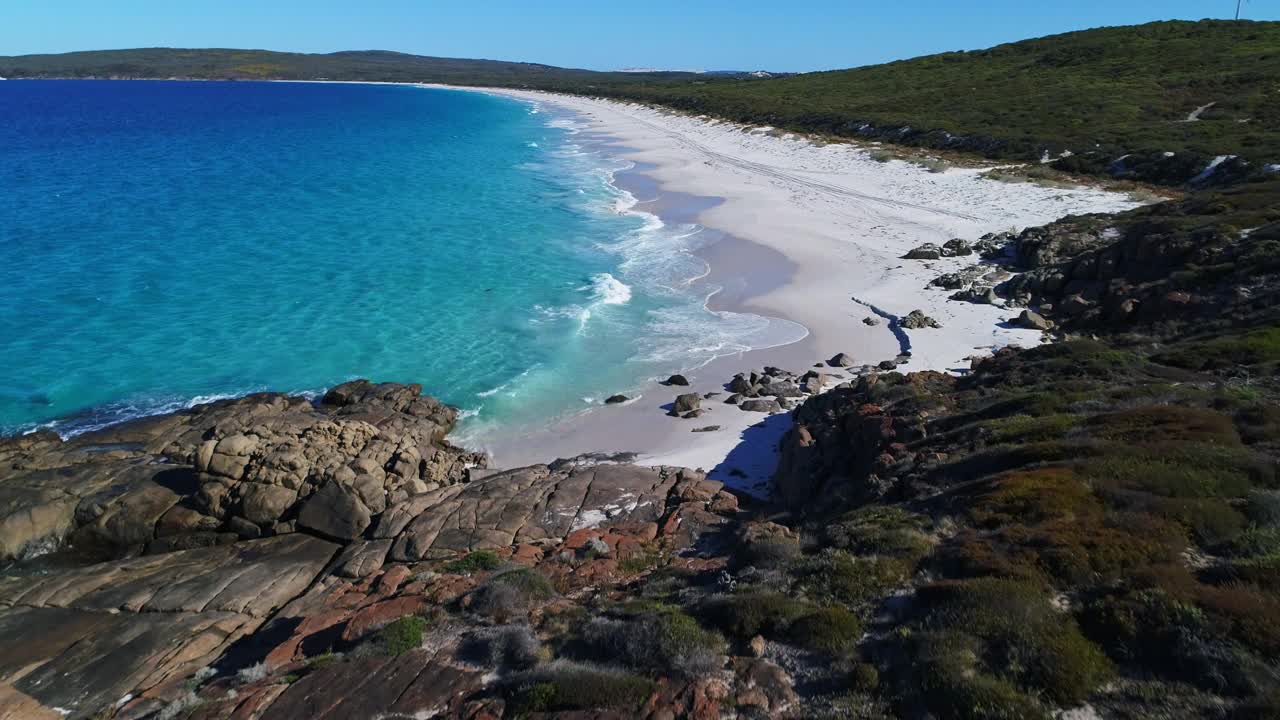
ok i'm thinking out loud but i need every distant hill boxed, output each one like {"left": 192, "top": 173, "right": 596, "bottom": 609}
{"left": 0, "top": 47, "right": 690, "bottom": 85}
{"left": 4, "top": 20, "right": 1277, "bottom": 185}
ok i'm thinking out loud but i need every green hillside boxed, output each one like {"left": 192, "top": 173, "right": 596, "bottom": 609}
{"left": 3, "top": 20, "right": 1278, "bottom": 184}
{"left": 557, "top": 20, "right": 1280, "bottom": 184}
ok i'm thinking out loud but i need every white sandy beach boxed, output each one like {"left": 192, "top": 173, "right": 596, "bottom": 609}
{"left": 432, "top": 85, "right": 1144, "bottom": 495}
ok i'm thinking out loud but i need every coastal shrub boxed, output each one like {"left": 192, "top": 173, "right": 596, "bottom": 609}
{"left": 458, "top": 624, "right": 543, "bottom": 670}
{"left": 1153, "top": 326, "right": 1280, "bottom": 372}
{"left": 1235, "top": 402, "right": 1280, "bottom": 444}
{"left": 849, "top": 662, "right": 880, "bottom": 692}
{"left": 471, "top": 568, "right": 556, "bottom": 621}
{"left": 370, "top": 615, "right": 428, "bottom": 656}
{"left": 617, "top": 542, "right": 664, "bottom": 575}
{"left": 981, "top": 413, "right": 1083, "bottom": 444}
{"left": 443, "top": 549, "right": 501, "bottom": 574}
{"left": 941, "top": 512, "right": 1185, "bottom": 587}
{"left": 704, "top": 591, "right": 811, "bottom": 639}
{"left": 1082, "top": 587, "right": 1261, "bottom": 694}
{"left": 913, "top": 578, "right": 1113, "bottom": 708}
{"left": 1205, "top": 554, "right": 1280, "bottom": 591}
{"left": 1084, "top": 444, "right": 1268, "bottom": 499}
{"left": 1085, "top": 405, "right": 1242, "bottom": 447}
{"left": 787, "top": 606, "right": 864, "bottom": 654}
{"left": 933, "top": 440, "right": 1097, "bottom": 485}
{"left": 577, "top": 608, "right": 725, "bottom": 677}
{"left": 965, "top": 467, "right": 1100, "bottom": 528}
{"left": 795, "top": 549, "right": 913, "bottom": 608}
{"left": 735, "top": 535, "right": 801, "bottom": 570}
{"left": 508, "top": 660, "right": 655, "bottom": 713}
{"left": 1246, "top": 490, "right": 1280, "bottom": 527}
{"left": 823, "top": 505, "right": 932, "bottom": 559}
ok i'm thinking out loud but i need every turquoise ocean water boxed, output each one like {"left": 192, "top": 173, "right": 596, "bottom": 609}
{"left": 0, "top": 80, "right": 800, "bottom": 446}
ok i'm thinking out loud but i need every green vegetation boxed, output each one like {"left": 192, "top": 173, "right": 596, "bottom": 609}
{"left": 705, "top": 591, "right": 812, "bottom": 639}
{"left": 509, "top": 662, "right": 655, "bottom": 713}
{"left": 370, "top": 615, "right": 428, "bottom": 656}
{"left": 907, "top": 579, "right": 1113, "bottom": 719}
{"left": 471, "top": 568, "right": 555, "bottom": 620}
{"left": 577, "top": 608, "right": 725, "bottom": 677}
{"left": 443, "top": 549, "right": 501, "bottom": 574}
{"left": 789, "top": 606, "right": 864, "bottom": 654}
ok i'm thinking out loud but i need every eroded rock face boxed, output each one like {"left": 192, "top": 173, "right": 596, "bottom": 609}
{"left": 0, "top": 381, "right": 484, "bottom": 562}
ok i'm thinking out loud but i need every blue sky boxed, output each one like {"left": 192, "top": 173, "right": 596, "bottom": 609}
{"left": 3, "top": 1, "right": 1273, "bottom": 72}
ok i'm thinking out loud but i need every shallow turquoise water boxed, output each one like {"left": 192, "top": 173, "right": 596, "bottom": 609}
{"left": 0, "top": 80, "right": 797, "bottom": 443}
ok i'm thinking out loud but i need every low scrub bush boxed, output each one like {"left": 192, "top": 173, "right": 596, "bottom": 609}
{"left": 1086, "top": 405, "right": 1242, "bottom": 447}
{"left": 471, "top": 568, "right": 556, "bottom": 621}
{"left": 459, "top": 624, "right": 543, "bottom": 670}
{"left": 909, "top": 578, "right": 1113, "bottom": 712}
{"left": 508, "top": 660, "right": 655, "bottom": 713}
{"left": 443, "top": 549, "right": 501, "bottom": 574}
{"left": 577, "top": 608, "right": 725, "bottom": 677}
{"left": 369, "top": 615, "right": 429, "bottom": 656}
{"left": 981, "top": 413, "right": 1083, "bottom": 444}
{"left": 965, "top": 467, "right": 1099, "bottom": 529}
{"left": 704, "top": 591, "right": 812, "bottom": 639}
{"left": 735, "top": 535, "right": 801, "bottom": 570}
{"left": 1153, "top": 327, "right": 1280, "bottom": 372}
{"left": 824, "top": 506, "right": 932, "bottom": 559}
{"left": 788, "top": 606, "right": 864, "bottom": 654}
{"left": 796, "top": 549, "right": 913, "bottom": 608}
{"left": 1082, "top": 587, "right": 1262, "bottom": 694}
{"left": 943, "top": 503, "right": 1186, "bottom": 587}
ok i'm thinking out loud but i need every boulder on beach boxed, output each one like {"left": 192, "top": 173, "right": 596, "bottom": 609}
{"left": 739, "top": 398, "right": 783, "bottom": 414}
{"left": 943, "top": 238, "right": 974, "bottom": 256}
{"left": 604, "top": 394, "right": 629, "bottom": 404}
{"left": 725, "top": 394, "right": 744, "bottom": 405}
{"left": 692, "top": 425, "right": 721, "bottom": 433}
{"left": 670, "top": 392, "right": 702, "bottom": 416}
{"left": 828, "top": 352, "right": 856, "bottom": 367}
{"left": 664, "top": 374, "right": 690, "bottom": 386}
{"left": 1015, "top": 309, "right": 1054, "bottom": 330}
{"left": 800, "top": 371, "right": 826, "bottom": 393}
{"left": 903, "top": 243, "right": 942, "bottom": 260}
{"left": 862, "top": 316, "right": 881, "bottom": 326}
{"left": 901, "top": 309, "right": 942, "bottom": 329}
{"left": 728, "top": 374, "right": 754, "bottom": 394}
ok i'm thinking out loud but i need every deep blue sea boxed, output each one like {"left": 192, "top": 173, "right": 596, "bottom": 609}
{"left": 0, "top": 80, "right": 798, "bottom": 446}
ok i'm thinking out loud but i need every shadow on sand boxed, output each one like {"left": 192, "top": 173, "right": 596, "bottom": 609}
{"left": 707, "top": 411, "right": 795, "bottom": 497}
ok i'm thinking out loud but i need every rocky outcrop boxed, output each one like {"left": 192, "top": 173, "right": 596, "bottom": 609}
{"left": 775, "top": 370, "right": 953, "bottom": 510}
{"left": 990, "top": 181, "right": 1280, "bottom": 335}
{"left": 0, "top": 381, "right": 484, "bottom": 562}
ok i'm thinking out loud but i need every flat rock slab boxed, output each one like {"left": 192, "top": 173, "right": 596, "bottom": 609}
{"left": 389, "top": 464, "right": 681, "bottom": 562}
{"left": 0, "top": 534, "right": 339, "bottom": 616}
{"left": 0, "top": 605, "right": 255, "bottom": 719}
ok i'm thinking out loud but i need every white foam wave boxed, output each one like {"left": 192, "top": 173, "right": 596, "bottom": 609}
{"left": 586, "top": 273, "right": 632, "bottom": 305}
{"left": 23, "top": 389, "right": 266, "bottom": 440}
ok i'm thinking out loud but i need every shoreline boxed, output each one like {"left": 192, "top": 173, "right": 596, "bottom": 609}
{"left": 6, "top": 79, "right": 1147, "bottom": 499}
{"left": 436, "top": 85, "right": 1145, "bottom": 492}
